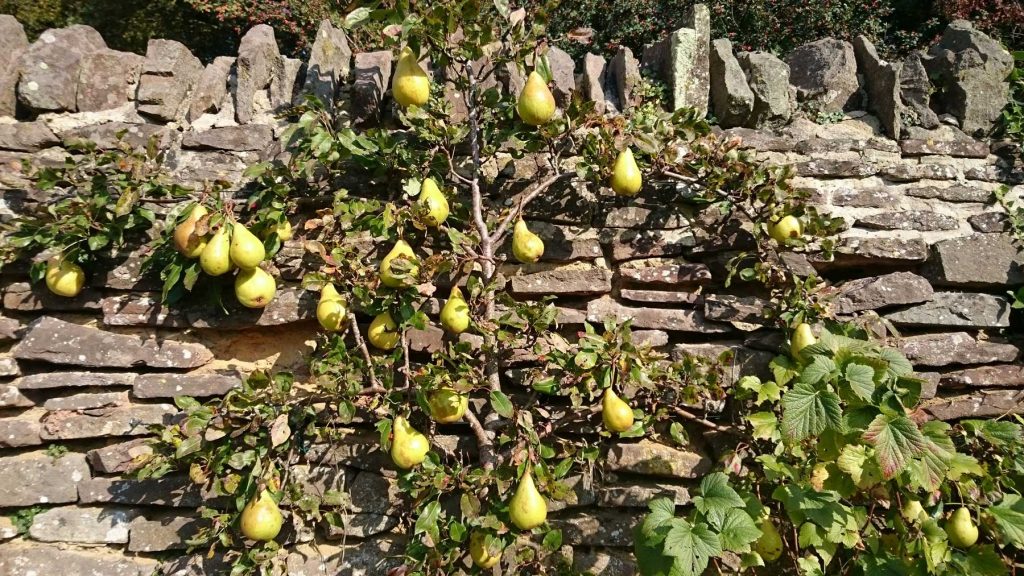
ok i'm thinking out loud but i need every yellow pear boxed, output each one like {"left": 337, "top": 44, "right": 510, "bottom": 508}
{"left": 601, "top": 388, "right": 634, "bottom": 433}
{"left": 902, "top": 500, "right": 926, "bottom": 524}
{"left": 610, "top": 148, "right": 642, "bottom": 196}
{"left": 517, "top": 70, "right": 556, "bottom": 126}
{"left": 770, "top": 215, "right": 803, "bottom": 243}
{"left": 235, "top": 267, "right": 277, "bottom": 309}
{"left": 200, "top": 225, "right": 232, "bottom": 277}
{"left": 173, "top": 204, "right": 209, "bottom": 258}
{"left": 512, "top": 220, "right": 544, "bottom": 263}
{"left": 945, "top": 507, "right": 978, "bottom": 548}
{"left": 417, "top": 178, "right": 449, "bottom": 228}
{"left": 440, "top": 286, "right": 471, "bottom": 335}
{"left": 790, "top": 323, "right": 816, "bottom": 359}
{"left": 275, "top": 220, "right": 293, "bottom": 241}
{"left": 469, "top": 531, "right": 501, "bottom": 569}
{"left": 45, "top": 257, "right": 85, "bottom": 297}
{"left": 391, "top": 415, "right": 429, "bottom": 469}
{"left": 393, "top": 47, "right": 430, "bottom": 108}
{"left": 316, "top": 283, "right": 348, "bottom": 332}
{"left": 240, "top": 490, "right": 284, "bottom": 541}
{"left": 368, "top": 311, "right": 400, "bottom": 350}
{"left": 752, "top": 517, "right": 783, "bottom": 561}
{"left": 229, "top": 222, "right": 266, "bottom": 270}
{"left": 508, "top": 471, "right": 547, "bottom": 530}
{"left": 379, "top": 239, "right": 419, "bottom": 289}
{"left": 427, "top": 388, "right": 468, "bottom": 423}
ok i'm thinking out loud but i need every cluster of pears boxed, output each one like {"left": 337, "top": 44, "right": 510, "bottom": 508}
{"left": 44, "top": 256, "right": 86, "bottom": 298}
{"left": 174, "top": 205, "right": 279, "bottom": 309}
{"left": 239, "top": 489, "right": 284, "bottom": 542}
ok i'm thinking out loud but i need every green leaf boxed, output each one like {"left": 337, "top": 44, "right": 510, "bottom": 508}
{"left": 718, "top": 508, "right": 762, "bottom": 552}
{"left": 781, "top": 381, "right": 843, "bottom": 442}
{"left": 662, "top": 518, "right": 721, "bottom": 576}
{"left": 799, "top": 356, "right": 836, "bottom": 385}
{"left": 963, "top": 419, "right": 1022, "bottom": 447}
{"left": 489, "top": 390, "right": 514, "bottom": 419}
{"left": 747, "top": 412, "right": 778, "bottom": 440}
{"left": 951, "top": 545, "right": 1009, "bottom": 576}
{"left": 542, "top": 528, "right": 562, "bottom": 551}
{"left": 989, "top": 494, "right": 1024, "bottom": 549}
{"left": 863, "top": 413, "right": 927, "bottom": 478}
{"left": 843, "top": 363, "right": 876, "bottom": 401}
{"left": 87, "top": 234, "right": 109, "bottom": 251}
{"left": 175, "top": 434, "right": 202, "bottom": 458}
{"left": 693, "top": 472, "right": 745, "bottom": 529}
{"left": 641, "top": 497, "right": 676, "bottom": 542}
{"left": 878, "top": 347, "right": 913, "bottom": 377}
{"left": 414, "top": 500, "right": 441, "bottom": 547}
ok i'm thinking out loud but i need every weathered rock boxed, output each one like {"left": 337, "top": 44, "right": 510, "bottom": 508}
{"left": 905, "top": 184, "right": 992, "bottom": 202}
{"left": 509, "top": 266, "right": 612, "bottom": 296}
{"left": 0, "top": 543, "right": 156, "bottom": 576}
{"left": 939, "top": 364, "right": 1024, "bottom": 388}
{"left": 795, "top": 158, "right": 878, "bottom": 178}
{"left": 129, "top": 514, "right": 206, "bottom": 552}
{"left": 573, "top": 550, "right": 638, "bottom": 576}
{"left": 136, "top": 39, "right": 204, "bottom": 122}
{"left": 609, "top": 46, "right": 641, "bottom": 110}
{"left": 620, "top": 289, "right": 701, "bottom": 305}
{"left": 671, "top": 341, "right": 774, "bottom": 382}
{"left": 785, "top": 38, "right": 859, "bottom": 112}
{"left": 619, "top": 259, "right": 711, "bottom": 286}
{"left": 604, "top": 439, "right": 711, "bottom": 478}
{"left": 0, "top": 384, "right": 33, "bottom": 408}
{"left": 0, "top": 410, "right": 42, "bottom": 447}
{"left": 30, "top": 505, "right": 138, "bottom": 544}
{"left": 0, "top": 314, "right": 22, "bottom": 341}
{"left": 884, "top": 292, "right": 1011, "bottom": 328}
{"left": 17, "top": 25, "right": 106, "bottom": 112}
{"left": 587, "top": 296, "right": 729, "bottom": 333}
{"left": 737, "top": 51, "right": 791, "bottom": 126}
{"left": 882, "top": 162, "right": 960, "bottom": 181}
{"left": 831, "top": 186, "right": 901, "bottom": 208}
{"left": 579, "top": 53, "right": 608, "bottom": 113}
{"left": 926, "top": 234, "right": 1024, "bottom": 287}
{"left": 235, "top": 25, "right": 284, "bottom": 124}
{"left": 601, "top": 228, "right": 696, "bottom": 261}
{"left": 39, "top": 403, "right": 175, "bottom": 441}
{"left": 101, "top": 294, "right": 188, "bottom": 328}
{"left": 77, "top": 49, "right": 145, "bottom": 111}
{"left": 0, "top": 355, "right": 18, "bottom": 377}
{"left": 668, "top": 4, "right": 711, "bottom": 114}
{"left": 133, "top": 372, "right": 241, "bottom": 399}
{"left": 187, "top": 56, "right": 234, "bottom": 121}
{"left": 815, "top": 237, "right": 929, "bottom": 268}
{"left": 834, "top": 272, "right": 934, "bottom": 314}
{"left": 12, "top": 371, "right": 136, "bottom": 389}
{"left": 12, "top": 316, "right": 214, "bottom": 368}
{"left": 61, "top": 121, "right": 171, "bottom": 151}
{"left": 547, "top": 46, "right": 576, "bottom": 106}
{"left": 0, "top": 16, "right": 29, "bottom": 117}
{"left": 346, "top": 471, "right": 401, "bottom": 514}
{"left": 2, "top": 281, "right": 103, "bottom": 311}
{"left": 926, "top": 20, "right": 1015, "bottom": 136}
{"left": 900, "top": 139, "right": 990, "bottom": 158}
{"left": 43, "top": 391, "right": 129, "bottom": 411}
{"left": 924, "top": 389, "right": 1024, "bottom": 420}
{"left": 968, "top": 212, "right": 1009, "bottom": 233}
{"left": 597, "top": 481, "right": 691, "bottom": 507}
{"left": 182, "top": 125, "right": 273, "bottom": 151}
{"left": 709, "top": 38, "right": 754, "bottom": 127}
{"left": 598, "top": 203, "right": 691, "bottom": 229}
{"left": 86, "top": 438, "right": 153, "bottom": 474}
{"left": 0, "top": 517, "right": 16, "bottom": 540}
{"left": 274, "top": 56, "right": 305, "bottom": 108}
{"left": 900, "top": 53, "right": 940, "bottom": 129}
{"left": 323, "top": 513, "right": 400, "bottom": 540}
{"left": 703, "top": 295, "right": 769, "bottom": 327}
{"left": 555, "top": 509, "right": 642, "bottom": 546}
{"left": 0, "top": 121, "right": 59, "bottom": 151}
{"left": 855, "top": 210, "right": 959, "bottom": 231}
{"left": 351, "top": 51, "right": 392, "bottom": 126}
{"left": 0, "top": 452, "right": 90, "bottom": 506}
{"left": 285, "top": 539, "right": 406, "bottom": 576}
{"left": 853, "top": 36, "right": 901, "bottom": 138}
{"left": 304, "top": 20, "right": 351, "bottom": 111}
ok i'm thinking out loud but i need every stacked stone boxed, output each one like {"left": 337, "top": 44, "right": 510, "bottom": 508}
{"left": 0, "top": 8, "right": 1023, "bottom": 576}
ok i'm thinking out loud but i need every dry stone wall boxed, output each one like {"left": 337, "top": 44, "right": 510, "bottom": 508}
{"left": 0, "top": 9, "right": 1023, "bottom": 576}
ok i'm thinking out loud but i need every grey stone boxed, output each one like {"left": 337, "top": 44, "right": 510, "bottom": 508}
{"left": 816, "top": 237, "right": 929, "bottom": 268}
{"left": 900, "top": 53, "right": 940, "bottom": 129}
{"left": 0, "top": 452, "right": 90, "bottom": 506}
{"left": 182, "top": 287, "right": 317, "bottom": 329}
{"left": 609, "top": 46, "right": 641, "bottom": 110}
{"left": 87, "top": 438, "right": 153, "bottom": 474}
{"left": 0, "top": 355, "right": 19, "bottom": 376}
{"left": 187, "top": 56, "right": 234, "bottom": 121}
{"left": 347, "top": 471, "right": 401, "bottom": 514}
{"left": 0, "top": 16, "right": 29, "bottom": 117}
{"left": 906, "top": 184, "right": 992, "bottom": 202}
{"left": 597, "top": 203, "right": 691, "bottom": 229}
{"left": 160, "top": 554, "right": 231, "bottom": 576}
{"left": 882, "top": 162, "right": 960, "bottom": 181}
{"left": 61, "top": 121, "right": 171, "bottom": 151}
{"left": 927, "top": 234, "right": 1024, "bottom": 287}
{"left": 786, "top": 38, "right": 859, "bottom": 112}
{"left": 509, "top": 266, "right": 612, "bottom": 297}
{"left": 884, "top": 292, "right": 1011, "bottom": 328}
{"left": 831, "top": 187, "right": 902, "bottom": 208}
{"left": 12, "top": 316, "right": 214, "bottom": 368}
{"left": 856, "top": 210, "right": 959, "bottom": 231}
{"left": 926, "top": 20, "right": 1015, "bottom": 135}
{"left": 2, "top": 281, "right": 103, "bottom": 311}
{"left": 17, "top": 25, "right": 106, "bottom": 112}
{"left": 547, "top": 46, "right": 576, "bottom": 106}
{"left": 580, "top": 53, "right": 608, "bottom": 113}
{"left": 573, "top": 550, "right": 638, "bottom": 576}
{"left": 668, "top": 4, "right": 711, "bottom": 114}
{"left": 924, "top": 389, "right": 1024, "bottom": 420}
{"left": 304, "top": 20, "right": 351, "bottom": 111}
{"left": 0, "top": 121, "right": 59, "bottom": 151}
{"left": 601, "top": 228, "right": 696, "bottom": 261}
{"left": 597, "top": 481, "right": 691, "bottom": 507}
{"left": 40, "top": 403, "right": 177, "bottom": 440}
{"left": 709, "top": 38, "right": 754, "bottom": 128}
{"left": 182, "top": 125, "right": 273, "bottom": 151}
{"left": 0, "top": 314, "right": 22, "bottom": 341}
{"left": 44, "top": 391, "right": 129, "bottom": 411}
{"left": 671, "top": 341, "right": 774, "bottom": 382}
{"left": 77, "top": 49, "right": 145, "bottom": 111}
{"left": 703, "top": 295, "right": 768, "bottom": 326}
{"left": 129, "top": 514, "right": 206, "bottom": 552}
{"left": 620, "top": 289, "right": 702, "bottom": 305}
{"left": 133, "top": 372, "right": 241, "bottom": 398}
{"left": 235, "top": 24, "right": 284, "bottom": 123}
{"left": 853, "top": 36, "right": 901, "bottom": 138}
{"left": 939, "top": 364, "right": 1024, "bottom": 388}
{"left": 834, "top": 272, "right": 934, "bottom": 314}
{"left": 796, "top": 158, "right": 878, "bottom": 178}
{"left": 965, "top": 165, "right": 1024, "bottom": 184}
{"left": 30, "top": 505, "right": 138, "bottom": 544}
{"left": 351, "top": 51, "right": 392, "bottom": 126}
{"left": 285, "top": 539, "right": 406, "bottom": 576}
{"left": 12, "top": 371, "right": 136, "bottom": 389}
{"left": 0, "top": 384, "right": 32, "bottom": 408}
{"left": 136, "top": 39, "right": 204, "bottom": 122}
{"left": 737, "top": 52, "right": 791, "bottom": 126}
{"left": 587, "top": 296, "right": 729, "bottom": 333}
{"left": 78, "top": 476, "right": 207, "bottom": 507}
{"left": 605, "top": 439, "right": 711, "bottom": 478}
{"left": 0, "top": 517, "right": 16, "bottom": 540}
{"left": 900, "top": 139, "right": 990, "bottom": 158}
{"left": 0, "top": 411, "right": 42, "bottom": 447}
{"left": 274, "top": 56, "right": 304, "bottom": 109}
{"left": 101, "top": 294, "right": 188, "bottom": 328}
{"left": 555, "top": 509, "right": 642, "bottom": 546}
{"left": 968, "top": 212, "right": 1009, "bottom": 233}
{"left": 0, "top": 543, "right": 156, "bottom": 576}
{"left": 620, "top": 259, "right": 711, "bottom": 286}
{"left": 323, "top": 513, "right": 400, "bottom": 539}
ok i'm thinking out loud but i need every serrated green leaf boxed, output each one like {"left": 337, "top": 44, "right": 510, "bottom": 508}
{"left": 843, "top": 363, "right": 876, "bottom": 401}
{"left": 718, "top": 508, "right": 761, "bottom": 552}
{"left": 989, "top": 494, "right": 1024, "bottom": 549}
{"left": 414, "top": 500, "right": 441, "bottom": 547}
{"left": 489, "top": 390, "right": 514, "bottom": 418}
{"left": 747, "top": 411, "right": 778, "bottom": 440}
{"left": 863, "top": 413, "right": 927, "bottom": 478}
{"left": 781, "top": 382, "right": 843, "bottom": 441}
{"left": 693, "top": 473, "right": 745, "bottom": 529}
{"left": 799, "top": 356, "right": 836, "bottom": 385}
{"left": 663, "top": 519, "right": 721, "bottom": 576}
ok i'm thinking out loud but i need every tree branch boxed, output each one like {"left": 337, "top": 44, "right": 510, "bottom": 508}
{"left": 670, "top": 406, "right": 735, "bottom": 433}
{"left": 347, "top": 312, "right": 380, "bottom": 390}
{"left": 488, "top": 171, "right": 573, "bottom": 246}
{"left": 464, "top": 406, "right": 496, "bottom": 470}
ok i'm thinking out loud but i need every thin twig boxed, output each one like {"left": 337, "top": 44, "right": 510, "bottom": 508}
{"left": 671, "top": 406, "right": 735, "bottom": 433}
{"left": 464, "top": 406, "right": 495, "bottom": 470}
{"left": 347, "top": 312, "right": 380, "bottom": 390}
{"left": 489, "top": 172, "right": 573, "bottom": 246}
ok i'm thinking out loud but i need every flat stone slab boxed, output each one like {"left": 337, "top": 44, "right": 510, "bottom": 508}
{"left": 78, "top": 475, "right": 209, "bottom": 507}
{"left": 924, "top": 389, "right": 1024, "bottom": 420}
{"left": 129, "top": 513, "right": 206, "bottom": 552}
{"left": 86, "top": 438, "right": 152, "bottom": 474}
{"left": 855, "top": 210, "right": 959, "bottom": 231}
{"left": 604, "top": 439, "right": 711, "bottom": 478}
{"left": 939, "top": 364, "right": 1024, "bottom": 388}
{"left": 29, "top": 505, "right": 138, "bottom": 544}
{"left": 40, "top": 403, "right": 177, "bottom": 440}
{"left": 0, "top": 383, "right": 33, "bottom": 407}
{"left": 619, "top": 259, "right": 712, "bottom": 286}
{"left": 587, "top": 296, "right": 731, "bottom": 333}
{"left": 12, "top": 316, "right": 213, "bottom": 368}
{"left": 898, "top": 332, "right": 1019, "bottom": 367}
{"left": 926, "top": 234, "right": 1024, "bottom": 288}
{"left": 12, "top": 371, "right": 136, "bottom": 389}
{"left": 0, "top": 452, "right": 90, "bottom": 506}
{"left": 597, "top": 481, "right": 691, "bottom": 507}
{"left": 884, "top": 292, "right": 1011, "bottom": 329}
{"left": 133, "top": 372, "right": 241, "bottom": 398}
{"left": 554, "top": 509, "right": 643, "bottom": 546}
{"left": 834, "top": 272, "right": 934, "bottom": 314}
{"left": 0, "top": 543, "right": 156, "bottom": 576}
{"left": 0, "top": 409, "right": 42, "bottom": 447}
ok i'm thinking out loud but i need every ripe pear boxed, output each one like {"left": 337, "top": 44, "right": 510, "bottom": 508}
{"left": 790, "top": 323, "right": 816, "bottom": 359}
{"left": 427, "top": 388, "right": 468, "bottom": 424}
{"left": 391, "top": 416, "right": 429, "bottom": 469}
{"left": 469, "top": 531, "right": 501, "bottom": 569}
{"left": 380, "top": 239, "right": 419, "bottom": 288}
{"left": 417, "top": 177, "right": 449, "bottom": 228}
{"left": 392, "top": 47, "right": 430, "bottom": 108}
{"left": 512, "top": 220, "right": 544, "bottom": 264}
{"left": 601, "top": 388, "right": 634, "bottom": 433}
{"left": 902, "top": 499, "right": 926, "bottom": 524}
{"left": 945, "top": 507, "right": 978, "bottom": 548}
{"left": 508, "top": 471, "right": 547, "bottom": 530}
{"left": 200, "top": 226, "right": 233, "bottom": 277}
{"left": 440, "top": 286, "right": 471, "bottom": 335}
{"left": 45, "top": 258, "right": 85, "bottom": 297}
{"left": 173, "top": 204, "right": 209, "bottom": 258}
{"left": 240, "top": 490, "right": 284, "bottom": 541}
{"left": 517, "top": 71, "right": 556, "bottom": 126}
{"left": 368, "top": 311, "right": 400, "bottom": 350}
{"left": 752, "top": 517, "right": 783, "bottom": 561}
{"left": 610, "top": 148, "right": 643, "bottom": 196}
{"left": 316, "top": 283, "right": 348, "bottom": 332}
{"left": 275, "top": 220, "right": 293, "bottom": 241}
{"left": 229, "top": 222, "right": 266, "bottom": 270}
{"left": 769, "top": 215, "right": 803, "bottom": 243}
{"left": 235, "top": 267, "right": 277, "bottom": 309}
